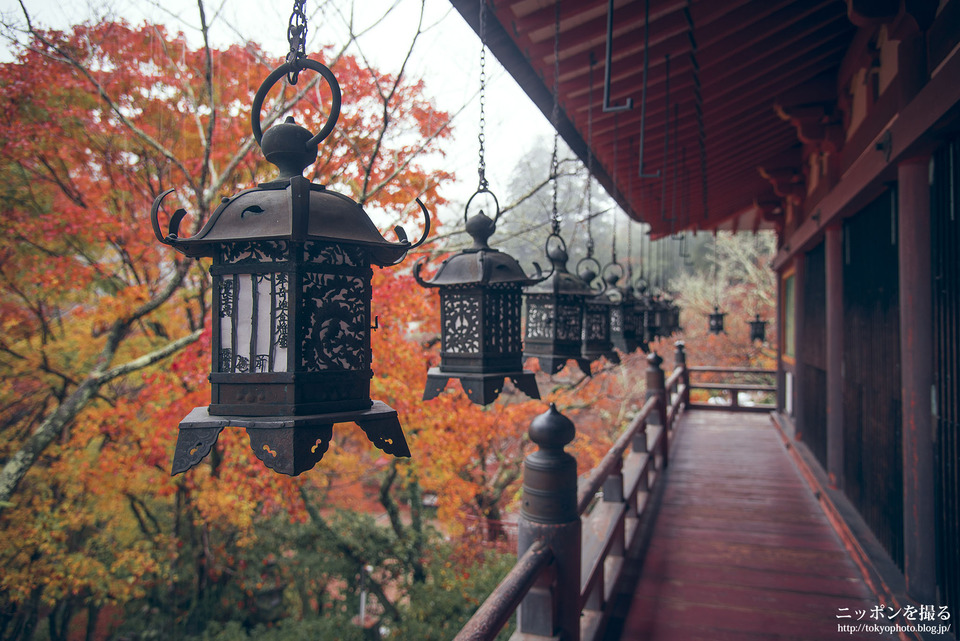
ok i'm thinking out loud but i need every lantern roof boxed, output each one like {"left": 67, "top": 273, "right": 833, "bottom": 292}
{"left": 414, "top": 212, "right": 540, "bottom": 288}
{"left": 152, "top": 177, "right": 426, "bottom": 267}
{"left": 524, "top": 238, "right": 594, "bottom": 296}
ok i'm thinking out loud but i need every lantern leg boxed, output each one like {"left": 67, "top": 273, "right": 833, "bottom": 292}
{"left": 171, "top": 422, "right": 225, "bottom": 475}
{"left": 247, "top": 424, "right": 333, "bottom": 476}
{"left": 356, "top": 404, "right": 411, "bottom": 458}
{"left": 510, "top": 372, "right": 541, "bottom": 401}
{"left": 576, "top": 358, "right": 593, "bottom": 377}
{"left": 422, "top": 368, "right": 451, "bottom": 401}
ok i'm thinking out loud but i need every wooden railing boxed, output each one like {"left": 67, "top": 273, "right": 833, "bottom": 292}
{"left": 686, "top": 365, "right": 776, "bottom": 412}
{"left": 454, "top": 342, "right": 690, "bottom": 641}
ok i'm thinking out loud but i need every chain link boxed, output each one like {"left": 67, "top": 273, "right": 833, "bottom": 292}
{"left": 477, "top": 1, "right": 488, "bottom": 190}
{"left": 286, "top": 0, "right": 308, "bottom": 84}
{"left": 550, "top": 0, "right": 562, "bottom": 236}
{"left": 585, "top": 54, "right": 595, "bottom": 257}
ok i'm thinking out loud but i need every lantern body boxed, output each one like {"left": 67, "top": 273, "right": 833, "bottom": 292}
{"left": 211, "top": 237, "right": 372, "bottom": 417}
{"left": 709, "top": 306, "right": 727, "bottom": 334}
{"left": 643, "top": 297, "right": 662, "bottom": 343}
{"left": 580, "top": 293, "right": 619, "bottom": 363}
{"left": 523, "top": 243, "right": 592, "bottom": 376}
{"left": 749, "top": 314, "right": 768, "bottom": 342}
{"left": 415, "top": 213, "right": 541, "bottom": 405}
{"left": 153, "top": 177, "right": 425, "bottom": 476}
{"left": 608, "top": 287, "right": 641, "bottom": 354}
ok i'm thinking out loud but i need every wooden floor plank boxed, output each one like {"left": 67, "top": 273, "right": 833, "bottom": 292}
{"left": 616, "top": 410, "right": 896, "bottom": 640}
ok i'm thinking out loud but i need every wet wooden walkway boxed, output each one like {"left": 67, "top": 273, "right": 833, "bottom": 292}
{"left": 616, "top": 411, "right": 893, "bottom": 640}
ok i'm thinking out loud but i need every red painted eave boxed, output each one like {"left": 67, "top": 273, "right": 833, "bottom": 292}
{"left": 449, "top": 0, "right": 856, "bottom": 236}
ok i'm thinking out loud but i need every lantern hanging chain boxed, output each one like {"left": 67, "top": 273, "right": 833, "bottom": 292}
{"left": 714, "top": 232, "right": 720, "bottom": 306}
{"left": 477, "top": 0, "right": 489, "bottom": 191}
{"left": 549, "top": 0, "right": 562, "bottom": 237}
{"left": 611, "top": 114, "right": 619, "bottom": 264}
{"left": 286, "top": 0, "right": 308, "bottom": 84}
{"left": 585, "top": 53, "right": 595, "bottom": 257}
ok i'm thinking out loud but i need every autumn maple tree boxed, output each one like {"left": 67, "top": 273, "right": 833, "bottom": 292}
{"left": 0, "top": 3, "right": 667, "bottom": 638}
{"left": 0, "top": 10, "right": 457, "bottom": 636}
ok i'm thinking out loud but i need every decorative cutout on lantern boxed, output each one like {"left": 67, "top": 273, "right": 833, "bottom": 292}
{"left": 749, "top": 313, "right": 767, "bottom": 343}
{"left": 150, "top": 57, "right": 430, "bottom": 476}
{"left": 577, "top": 257, "right": 619, "bottom": 365}
{"left": 708, "top": 306, "right": 726, "bottom": 335}
{"left": 523, "top": 235, "right": 593, "bottom": 376}
{"left": 414, "top": 189, "right": 543, "bottom": 405}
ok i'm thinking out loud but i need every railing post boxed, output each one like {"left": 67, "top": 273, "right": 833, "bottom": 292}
{"left": 518, "top": 404, "right": 581, "bottom": 641}
{"left": 674, "top": 340, "right": 690, "bottom": 407}
{"left": 645, "top": 352, "right": 668, "bottom": 468}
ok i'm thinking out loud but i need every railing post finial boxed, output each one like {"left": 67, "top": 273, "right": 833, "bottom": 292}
{"left": 674, "top": 340, "right": 690, "bottom": 406}
{"left": 518, "top": 403, "right": 582, "bottom": 639}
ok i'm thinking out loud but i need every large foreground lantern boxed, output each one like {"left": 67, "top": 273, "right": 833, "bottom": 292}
{"left": 150, "top": 58, "right": 429, "bottom": 476}
{"left": 414, "top": 190, "right": 542, "bottom": 405}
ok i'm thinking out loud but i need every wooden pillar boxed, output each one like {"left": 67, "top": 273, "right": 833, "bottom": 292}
{"left": 897, "top": 156, "right": 936, "bottom": 603}
{"left": 825, "top": 224, "right": 844, "bottom": 488}
{"left": 518, "top": 403, "right": 581, "bottom": 640}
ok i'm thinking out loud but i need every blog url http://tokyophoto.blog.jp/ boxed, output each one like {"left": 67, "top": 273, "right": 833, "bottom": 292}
{"left": 836, "top": 604, "right": 951, "bottom": 636}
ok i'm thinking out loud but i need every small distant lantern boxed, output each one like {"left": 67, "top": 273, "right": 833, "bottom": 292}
{"left": 150, "top": 59, "right": 429, "bottom": 476}
{"left": 645, "top": 293, "right": 664, "bottom": 343}
{"left": 578, "top": 258, "right": 620, "bottom": 365}
{"left": 414, "top": 190, "right": 541, "bottom": 405}
{"left": 523, "top": 235, "right": 592, "bottom": 376}
{"left": 659, "top": 297, "right": 681, "bottom": 336}
{"left": 708, "top": 306, "right": 727, "bottom": 335}
{"left": 631, "top": 278, "right": 653, "bottom": 352}
{"left": 604, "top": 264, "right": 640, "bottom": 354}
{"left": 749, "top": 313, "right": 768, "bottom": 343}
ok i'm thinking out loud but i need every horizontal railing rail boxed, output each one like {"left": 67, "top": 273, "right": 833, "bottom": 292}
{"left": 687, "top": 365, "right": 776, "bottom": 412}
{"left": 453, "top": 540, "right": 554, "bottom": 641}
{"left": 455, "top": 341, "right": 691, "bottom": 641}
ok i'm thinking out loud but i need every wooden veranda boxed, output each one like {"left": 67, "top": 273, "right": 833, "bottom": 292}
{"left": 453, "top": 351, "right": 940, "bottom": 640}
{"left": 611, "top": 411, "right": 892, "bottom": 640}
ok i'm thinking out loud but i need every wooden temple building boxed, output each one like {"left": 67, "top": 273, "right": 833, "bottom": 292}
{"left": 445, "top": 0, "right": 960, "bottom": 639}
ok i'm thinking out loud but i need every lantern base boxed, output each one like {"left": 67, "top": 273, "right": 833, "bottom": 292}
{"left": 422, "top": 368, "right": 540, "bottom": 406}
{"left": 170, "top": 401, "right": 410, "bottom": 476}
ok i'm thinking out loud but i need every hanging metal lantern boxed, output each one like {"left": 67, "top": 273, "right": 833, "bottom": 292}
{"left": 631, "top": 277, "right": 653, "bottom": 351}
{"left": 414, "top": 190, "right": 541, "bottom": 405}
{"left": 749, "top": 313, "right": 768, "bottom": 343}
{"left": 605, "top": 264, "right": 640, "bottom": 354}
{"left": 646, "top": 292, "right": 664, "bottom": 343}
{"left": 708, "top": 306, "right": 727, "bottom": 335}
{"left": 578, "top": 258, "right": 620, "bottom": 365}
{"left": 659, "top": 295, "right": 681, "bottom": 336}
{"left": 150, "top": 58, "right": 429, "bottom": 476}
{"left": 523, "top": 235, "right": 592, "bottom": 376}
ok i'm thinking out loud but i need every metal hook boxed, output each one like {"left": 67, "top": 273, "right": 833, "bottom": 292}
{"left": 637, "top": 0, "right": 660, "bottom": 177}
{"left": 602, "top": 0, "right": 632, "bottom": 113}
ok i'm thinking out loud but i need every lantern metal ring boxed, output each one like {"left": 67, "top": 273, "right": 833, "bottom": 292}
{"left": 250, "top": 58, "right": 342, "bottom": 149}
{"left": 602, "top": 261, "right": 625, "bottom": 284}
{"left": 463, "top": 187, "right": 501, "bottom": 225}
{"left": 575, "top": 255, "right": 603, "bottom": 292}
